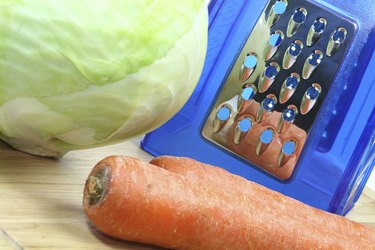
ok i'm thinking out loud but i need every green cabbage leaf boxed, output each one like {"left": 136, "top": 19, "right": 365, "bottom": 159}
{"left": 0, "top": 0, "right": 208, "bottom": 157}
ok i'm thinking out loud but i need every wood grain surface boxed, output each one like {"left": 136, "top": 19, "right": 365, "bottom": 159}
{"left": 0, "top": 139, "right": 373, "bottom": 249}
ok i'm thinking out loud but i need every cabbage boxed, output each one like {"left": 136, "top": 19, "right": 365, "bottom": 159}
{"left": 0, "top": 0, "right": 208, "bottom": 157}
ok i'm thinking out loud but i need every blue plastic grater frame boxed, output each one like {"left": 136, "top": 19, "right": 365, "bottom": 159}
{"left": 141, "top": 0, "right": 375, "bottom": 215}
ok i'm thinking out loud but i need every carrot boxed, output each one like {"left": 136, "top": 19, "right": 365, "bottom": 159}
{"left": 151, "top": 156, "right": 375, "bottom": 249}
{"left": 83, "top": 155, "right": 375, "bottom": 250}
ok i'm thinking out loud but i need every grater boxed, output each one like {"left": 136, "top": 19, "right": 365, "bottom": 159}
{"left": 201, "top": 0, "right": 357, "bottom": 180}
{"left": 142, "top": 0, "right": 375, "bottom": 215}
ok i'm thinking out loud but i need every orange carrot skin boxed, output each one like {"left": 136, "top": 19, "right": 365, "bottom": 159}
{"left": 84, "top": 155, "right": 375, "bottom": 250}
{"left": 83, "top": 155, "right": 255, "bottom": 249}
{"left": 150, "top": 156, "right": 375, "bottom": 249}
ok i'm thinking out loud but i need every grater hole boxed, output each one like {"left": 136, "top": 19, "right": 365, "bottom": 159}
{"left": 293, "top": 8, "right": 307, "bottom": 23}
{"left": 274, "top": 1, "right": 288, "bottom": 15}
{"left": 257, "top": 94, "right": 277, "bottom": 122}
{"left": 265, "top": 64, "right": 279, "bottom": 78}
{"left": 326, "top": 27, "right": 348, "bottom": 57}
{"left": 278, "top": 139, "right": 297, "bottom": 167}
{"left": 240, "top": 52, "right": 257, "bottom": 82}
{"left": 217, "top": 106, "right": 231, "bottom": 121}
{"left": 282, "top": 140, "right": 296, "bottom": 155}
{"left": 261, "top": 129, "right": 274, "bottom": 143}
{"left": 234, "top": 116, "right": 254, "bottom": 144}
{"left": 268, "top": 0, "right": 288, "bottom": 26}
{"left": 302, "top": 50, "right": 323, "bottom": 79}
{"left": 287, "top": 7, "right": 308, "bottom": 37}
{"left": 278, "top": 104, "right": 298, "bottom": 133}
{"left": 307, "top": 17, "right": 327, "bottom": 47}
{"left": 283, "top": 40, "right": 304, "bottom": 69}
{"left": 256, "top": 128, "right": 275, "bottom": 156}
{"left": 282, "top": 105, "right": 298, "bottom": 122}
{"left": 265, "top": 30, "right": 284, "bottom": 60}
{"left": 262, "top": 95, "right": 277, "bottom": 111}
{"left": 300, "top": 83, "right": 322, "bottom": 115}
{"left": 213, "top": 104, "right": 233, "bottom": 133}
{"left": 241, "top": 86, "right": 256, "bottom": 100}
{"left": 259, "top": 62, "right": 280, "bottom": 93}
{"left": 279, "top": 73, "right": 300, "bottom": 104}
{"left": 238, "top": 84, "right": 257, "bottom": 110}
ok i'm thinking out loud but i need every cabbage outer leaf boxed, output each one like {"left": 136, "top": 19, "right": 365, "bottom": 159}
{"left": 0, "top": 0, "right": 208, "bottom": 157}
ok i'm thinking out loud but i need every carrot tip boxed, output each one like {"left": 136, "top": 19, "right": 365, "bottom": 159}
{"left": 86, "top": 168, "right": 108, "bottom": 206}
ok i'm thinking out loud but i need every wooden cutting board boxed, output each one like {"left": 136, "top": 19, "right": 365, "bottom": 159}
{"left": 0, "top": 139, "right": 374, "bottom": 249}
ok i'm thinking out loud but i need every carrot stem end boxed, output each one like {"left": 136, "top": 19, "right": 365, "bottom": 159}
{"left": 87, "top": 168, "right": 108, "bottom": 205}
